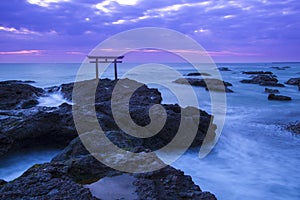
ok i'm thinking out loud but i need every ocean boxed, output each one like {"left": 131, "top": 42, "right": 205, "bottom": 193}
{"left": 0, "top": 62, "right": 299, "bottom": 200}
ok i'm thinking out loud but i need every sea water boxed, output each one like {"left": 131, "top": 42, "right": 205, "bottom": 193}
{"left": 0, "top": 62, "right": 299, "bottom": 200}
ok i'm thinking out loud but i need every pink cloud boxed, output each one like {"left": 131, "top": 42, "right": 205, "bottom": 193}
{"left": 0, "top": 50, "right": 42, "bottom": 55}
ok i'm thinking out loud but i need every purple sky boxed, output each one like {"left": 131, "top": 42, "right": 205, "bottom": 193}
{"left": 0, "top": 0, "right": 299, "bottom": 63}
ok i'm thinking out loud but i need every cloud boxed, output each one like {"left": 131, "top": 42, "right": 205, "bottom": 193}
{"left": 0, "top": 0, "right": 299, "bottom": 62}
{"left": 0, "top": 26, "right": 40, "bottom": 35}
{"left": 0, "top": 50, "right": 42, "bottom": 55}
{"left": 27, "top": 0, "right": 70, "bottom": 7}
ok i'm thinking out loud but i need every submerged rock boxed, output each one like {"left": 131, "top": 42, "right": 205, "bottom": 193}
{"left": 174, "top": 78, "right": 233, "bottom": 92}
{"left": 287, "top": 122, "right": 300, "bottom": 134}
{"left": 285, "top": 78, "right": 300, "bottom": 85}
{"left": 241, "top": 74, "right": 284, "bottom": 87}
{"left": 265, "top": 88, "right": 280, "bottom": 93}
{"left": 0, "top": 80, "right": 43, "bottom": 110}
{"left": 268, "top": 94, "right": 292, "bottom": 101}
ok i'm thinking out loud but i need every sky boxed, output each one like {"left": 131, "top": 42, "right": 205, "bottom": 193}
{"left": 0, "top": 0, "right": 299, "bottom": 63}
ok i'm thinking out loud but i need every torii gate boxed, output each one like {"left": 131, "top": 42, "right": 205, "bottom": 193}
{"left": 87, "top": 55, "right": 124, "bottom": 81}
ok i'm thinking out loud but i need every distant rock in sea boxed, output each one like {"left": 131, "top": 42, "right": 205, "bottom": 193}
{"left": 240, "top": 74, "right": 285, "bottom": 87}
{"left": 268, "top": 94, "right": 292, "bottom": 101}
{"left": 186, "top": 72, "right": 211, "bottom": 76}
{"left": 265, "top": 88, "right": 280, "bottom": 93}
{"left": 242, "top": 71, "right": 273, "bottom": 75}
{"left": 218, "top": 67, "right": 231, "bottom": 71}
{"left": 174, "top": 78, "right": 233, "bottom": 92}
{"left": 271, "top": 66, "right": 290, "bottom": 70}
{"left": 285, "top": 77, "right": 300, "bottom": 85}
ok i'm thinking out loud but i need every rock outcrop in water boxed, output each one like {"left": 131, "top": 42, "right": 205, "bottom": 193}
{"left": 285, "top": 77, "right": 300, "bottom": 85}
{"left": 0, "top": 79, "right": 217, "bottom": 200}
{"left": 265, "top": 88, "right": 280, "bottom": 93}
{"left": 242, "top": 71, "right": 273, "bottom": 75}
{"left": 174, "top": 78, "right": 233, "bottom": 92}
{"left": 268, "top": 94, "right": 292, "bottom": 101}
{"left": 0, "top": 80, "right": 43, "bottom": 109}
{"left": 186, "top": 72, "right": 211, "bottom": 76}
{"left": 240, "top": 74, "right": 285, "bottom": 87}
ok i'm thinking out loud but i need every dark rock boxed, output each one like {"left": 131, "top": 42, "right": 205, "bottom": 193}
{"left": 174, "top": 78, "right": 233, "bottom": 92}
{"left": 287, "top": 122, "right": 300, "bottom": 134}
{"left": 285, "top": 78, "right": 300, "bottom": 85}
{"left": 0, "top": 103, "right": 77, "bottom": 157}
{"left": 0, "top": 81, "right": 43, "bottom": 110}
{"left": 268, "top": 94, "right": 292, "bottom": 101}
{"left": 241, "top": 74, "right": 284, "bottom": 87}
{"left": 0, "top": 179, "right": 7, "bottom": 186}
{"left": 242, "top": 71, "right": 273, "bottom": 75}
{"left": 134, "top": 166, "right": 217, "bottom": 200}
{"left": 0, "top": 163, "right": 98, "bottom": 200}
{"left": 265, "top": 88, "right": 280, "bottom": 93}
{"left": 0, "top": 78, "right": 218, "bottom": 199}
{"left": 271, "top": 66, "right": 290, "bottom": 70}
{"left": 298, "top": 84, "right": 300, "bottom": 91}
{"left": 186, "top": 72, "right": 211, "bottom": 76}
{"left": 218, "top": 67, "right": 231, "bottom": 71}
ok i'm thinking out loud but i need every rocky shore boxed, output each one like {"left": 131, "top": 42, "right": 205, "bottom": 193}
{"left": 0, "top": 79, "right": 217, "bottom": 200}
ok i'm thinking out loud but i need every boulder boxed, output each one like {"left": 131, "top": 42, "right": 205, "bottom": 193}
{"left": 242, "top": 71, "right": 273, "bottom": 75}
{"left": 241, "top": 74, "right": 284, "bottom": 87}
{"left": 285, "top": 78, "right": 300, "bottom": 85}
{"left": 265, "top": 88, "right": 279, "bottom": 93}
{"left": 0, "top": 80, "right": 43, "bottom": 110}
{"left": 268, "top": 94, "right": 292, "bottom": 101}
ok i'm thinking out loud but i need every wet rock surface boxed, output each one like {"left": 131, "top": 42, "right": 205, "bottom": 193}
{"left": 0, "top": 80, "right": 43, "bottom": 110}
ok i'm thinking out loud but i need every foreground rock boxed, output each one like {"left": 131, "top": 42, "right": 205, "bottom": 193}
{"left": 241, "top": 74, "right": 285, "bottom": 87}
{"left": 285, "top": 78, "right": 300, "bottom": 85}
{"left": 174, "top": 78, "right": 233, "bottom": 92}
{"left": 0, "top": 78, "right": 217, "bottom": 199}
{"left": 268, "top": 94, "right": 292, "bottom": 101}
{"left": 242, "top": 71, "right": 273, "bottom": 75}
{"left": 0, "top": 80, "right": 43, "bottom": 110}
{"left": 265, "top": 88, "right": 280, "bottom": 93}
{"left": 287, "top": 122, "right": 300, "bottom": 134}
{"left": 0, "top": 136, "right": 216, "bottom": 200}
